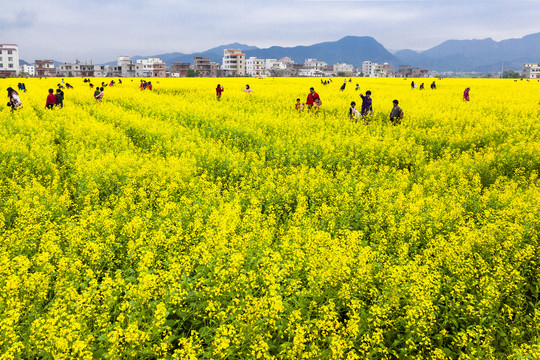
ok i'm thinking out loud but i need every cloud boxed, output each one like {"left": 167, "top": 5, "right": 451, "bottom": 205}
{"left": 0, "top": 9, "right": 37, "bottom": 30}
{"left": 3, "top": 0, "right": 540, "bottom": 63}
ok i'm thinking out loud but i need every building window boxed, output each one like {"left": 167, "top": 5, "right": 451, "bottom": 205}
{"left": 8, "top": 57, "right": 13, "bottom": 61}
{"left": 8, "top": 64, "right": 13, "bottom": 68}
{"left": 8, "top": 50, "right": 12, "bottom": 54}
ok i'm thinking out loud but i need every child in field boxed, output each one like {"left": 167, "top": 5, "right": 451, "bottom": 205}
{"left": 7, "top": 87, "right": 22, "bottom": 111}
{"left": 359, "top": 91, "right": 373, "bottom": 117}
{"left": 244, "top": 84, "right": 254, "bottom": 93}
{"left": 295, "top": 98, "right": 304, "bottom": 112}
{"left": 389, "top": 100, "right": 404, "bottom": 125}
{"left": 45, "top": 89, "right": 56, "bottom": 109}
{"left": 349, "top": 101, "right": 360, "bottom": 120}
{"left": 216, "top": 84, "right": 224, "bottom": 100}
{"left": 147, "top": 81, "right": 153, "bottom": 90}
{"left": 313, "top": 98, "right": 322, "bottom": 112}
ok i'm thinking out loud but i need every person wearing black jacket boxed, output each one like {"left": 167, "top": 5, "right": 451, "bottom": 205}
{"left": 56, "top": 88, "right": 64, "bottom": 108}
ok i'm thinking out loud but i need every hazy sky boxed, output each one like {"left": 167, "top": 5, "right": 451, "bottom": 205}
{"left": 2, "top": 0, "right": 539, "bottom": 63}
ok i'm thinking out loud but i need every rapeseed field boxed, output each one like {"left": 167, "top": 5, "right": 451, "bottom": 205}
{"left": 1, "top": 77, "right": 540, "bottom": 359}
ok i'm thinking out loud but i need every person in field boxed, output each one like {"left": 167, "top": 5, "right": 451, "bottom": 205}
{"left": 94, "top": 87, "right": 104, "bottom": 102}
{"left": 431, "top": 81, "right": 437, "bottom": 90}
{"left": 244, "top": 84, "right": 254, "bottom": 93}
{"left": 306, "top": 87, "right": 320, "bottom": 109}
{"left": 411, "top": 81, "right": 415, "bottom": 89}
{"left": 340, "top": 80, "right": 346, "bottom": 91}
{"left": 216, "top": 84, "right": 224, "bottom": 100}
{"left": 65, "top": 83, "right": 73, "bottom": 89}
{"left": 313, "top": 97, "right": 322, "bottom": 112}
{"left": 147, "top": 81, "right": 153, "bottom": 90}
{"left": 295, "top": 98, "right": 304, "bottom": 112}
{"left": 7, "top": 87, "right": 22, "bottom": 111}
{"left": 55, "top": 88, "right": 64, "bottom": 108}
{"left": 355, "top": 83, "right": 360, "bottom": 91}
{"left": 419, "top": 83, "right": 425, "bottom": 90}
{"left": 359, "top": 90, "right": 373, "bottom": 117}
{"left": 389, "top": 99, "right": 404, "bottom": 125}
{"left": 45, "top": 88, "right": 57, "bottom": 109}
{"left": 349, "top": 101, "right": 360, "bottom": 120}
{"left": 463, "top": 87, "right": 470, "bottom": 101}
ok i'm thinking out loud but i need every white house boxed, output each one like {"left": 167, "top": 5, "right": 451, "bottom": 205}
{"left": 246, "top": 57, "right": 267, "bottom": 76}
{"left": 222, "top": 49, "right": 246, "bottom": 76}
{"left": 304, "top": 58, "right": 327, "bottom": 71}
{"left": 135, "top": 58, "right": 166, "bottom": 77}
{"left": 265, "top": 59, "right": 286, "bottom": 71}
{"left": 333, "top": 63, "right": 354, "bottom": 75}
{"left": 19, "top": 64, "right": 35, "bottom": 76}
{"left": 362, "top": 61, "right": 376, "bottom": 77}
{"left": 0, "top": 44, "right": 20, "bottom": 76}
{"left": 523, "top": 63, "right": 540, "bottom": 79}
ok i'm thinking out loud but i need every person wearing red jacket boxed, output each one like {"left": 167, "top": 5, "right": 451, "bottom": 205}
{"left": 306, "top": 87, "right": 320, "bottom": 109}
{"left": 216, "top": 84, "right": 224, "bottom": 100}
{"left": 45, "top": 88, "right": 57, "bottom": 109}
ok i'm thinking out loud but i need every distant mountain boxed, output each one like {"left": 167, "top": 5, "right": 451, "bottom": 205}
{"left": 396, "top": 33, "right": 540, "bottom": 72}
{"left": 102, "top": 37, "right": 398, "bottom": 68}
{"left": 98, "top": 33, "right": 540, "bottom": 73}
{"left": 245, "top": 36, "right": 399, "bottom": 67}
{"left": 103, "top": 43, "right": 258, "bottom": 66}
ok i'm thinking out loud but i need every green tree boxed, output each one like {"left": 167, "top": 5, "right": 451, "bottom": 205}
{"left": 502, "top": 69, "right": 521, "bottom": 79}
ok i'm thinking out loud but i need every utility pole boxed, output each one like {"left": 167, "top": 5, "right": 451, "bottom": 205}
{"left": 501, "top": 62, "right": 504, "bottom": 78}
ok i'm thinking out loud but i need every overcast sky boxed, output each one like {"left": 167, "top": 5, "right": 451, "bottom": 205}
{"left": 2, "top": 0, "right": 540, "bottom": 63}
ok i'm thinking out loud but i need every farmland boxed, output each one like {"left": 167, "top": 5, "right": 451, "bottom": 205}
{"left": 1, "top": 77, "right": 540, "bottom": 359}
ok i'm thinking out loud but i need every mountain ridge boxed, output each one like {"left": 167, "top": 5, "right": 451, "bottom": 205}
{"left": 22, "top": 33, "right": 540, "bottom": 73}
